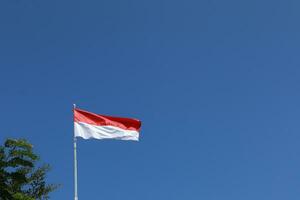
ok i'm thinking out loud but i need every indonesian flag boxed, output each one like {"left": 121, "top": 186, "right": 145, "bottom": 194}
{"left": 74, "top": 108, "right": 141, "bottom": 141}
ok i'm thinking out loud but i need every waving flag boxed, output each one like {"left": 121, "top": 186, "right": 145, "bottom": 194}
{"left": 74, "top": 108, "right": 141, "bottom": 141}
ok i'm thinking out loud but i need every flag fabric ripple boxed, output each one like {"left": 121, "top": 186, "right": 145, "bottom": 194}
{"left": 74, "top": 108, "right": 141, "bottom": 141}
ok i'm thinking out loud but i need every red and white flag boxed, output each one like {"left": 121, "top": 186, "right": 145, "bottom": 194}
{"left": 74, "top": 108, "right": 141, "bottom": 141}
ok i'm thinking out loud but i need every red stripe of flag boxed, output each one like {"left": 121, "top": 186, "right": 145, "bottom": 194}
{"left": 74, "top": 108, "right": 141, "bottom": 131}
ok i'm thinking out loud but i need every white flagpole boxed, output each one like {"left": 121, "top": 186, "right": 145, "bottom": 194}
{"left": 73, "top": 104, "right": 78, "bottom": 200}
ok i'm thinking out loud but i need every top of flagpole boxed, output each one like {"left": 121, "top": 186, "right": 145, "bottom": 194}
{"left": 73, "top": 104, "right": 77, "bottom": 140}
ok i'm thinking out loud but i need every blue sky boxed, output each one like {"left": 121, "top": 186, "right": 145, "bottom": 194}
{"left": 1, "top": 0, "right": 300, "bottom": 199}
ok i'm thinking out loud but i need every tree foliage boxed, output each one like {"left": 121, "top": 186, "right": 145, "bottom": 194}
{"left": 0, "top": 139, "right": 58, "bottom": 200}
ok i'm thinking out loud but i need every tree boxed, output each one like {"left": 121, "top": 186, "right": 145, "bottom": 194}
{"left": 0, "top": 138, "right": 58, "bottom": 200}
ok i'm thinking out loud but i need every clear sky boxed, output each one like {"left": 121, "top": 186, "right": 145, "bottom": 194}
{"left": 1, "top": 0, "right": 300, "bottom": 199}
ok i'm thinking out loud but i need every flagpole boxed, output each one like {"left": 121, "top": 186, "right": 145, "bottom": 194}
{"left": 73, "top": 104, "right": 78, "bottom": 200}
